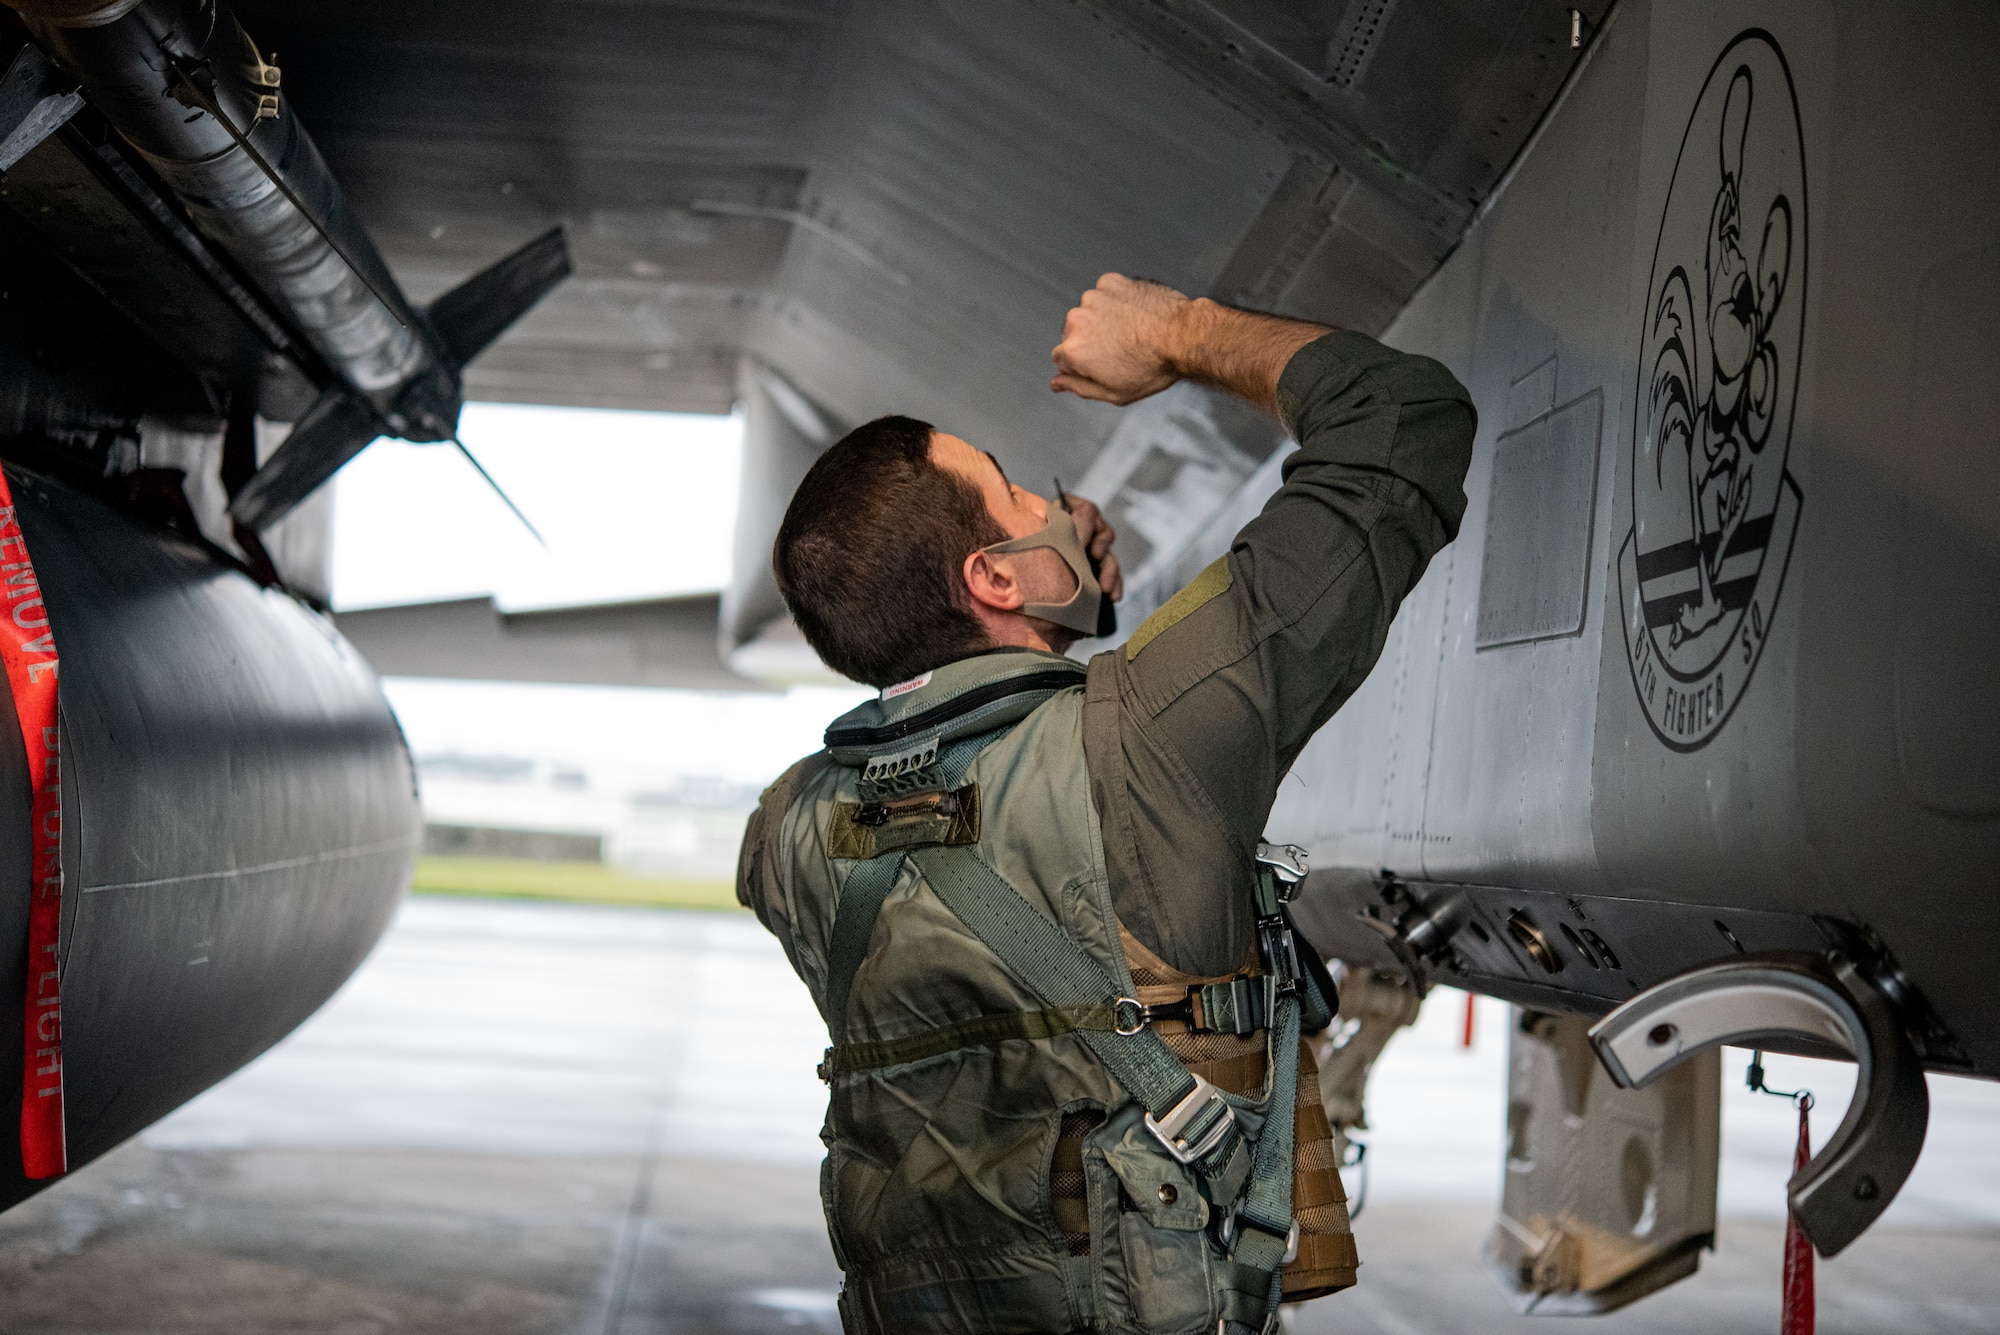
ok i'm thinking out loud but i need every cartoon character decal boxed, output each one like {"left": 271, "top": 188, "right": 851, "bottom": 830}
{"left": 1619, "top": 30, "right": 1806, "bottom": 751}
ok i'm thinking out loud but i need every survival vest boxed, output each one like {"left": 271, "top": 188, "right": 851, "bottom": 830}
{"left": 743, "top": 651, "right": 1357, "bottom": 1334}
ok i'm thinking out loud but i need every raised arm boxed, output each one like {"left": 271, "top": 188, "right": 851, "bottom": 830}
{"left": 1051, "top": 273, "right": 1327, "bottom": 415}
{"left": 1057, "top": 274, "right": 1477, "bottom": 973}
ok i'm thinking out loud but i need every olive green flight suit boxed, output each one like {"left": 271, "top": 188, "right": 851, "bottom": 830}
{"left": 738, "top": 331, "right": 1476, "bottom": 1333}
{"left": 1093, "top": 330, "right": 1476, "bottom": 978}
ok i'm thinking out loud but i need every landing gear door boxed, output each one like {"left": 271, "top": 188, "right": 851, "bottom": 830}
{"left": 1486, "top": 1009, "right": 1720, "bottom": 1314}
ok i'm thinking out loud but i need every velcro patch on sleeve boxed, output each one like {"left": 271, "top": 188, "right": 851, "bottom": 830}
{"left": 1124, "top": 557, "right": 1233, "bottom": 660}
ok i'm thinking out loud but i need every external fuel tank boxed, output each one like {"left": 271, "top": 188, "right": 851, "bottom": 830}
{"left": 0, "top": 466, "right": 418, "bottom": 1212}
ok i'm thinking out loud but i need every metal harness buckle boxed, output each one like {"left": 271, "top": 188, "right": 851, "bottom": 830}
{"left": 1118, "top": 985, "right": 1267, "bottom": 1037}
{"left": 1214, "top": 1210, "right": 1299, "bottom": 1267}
{"left": 1145, "top": 1072, "right": 1235, "bottom": 1164}
{"left": 1253, "top": 841, "right": 1308, "bottom": 895}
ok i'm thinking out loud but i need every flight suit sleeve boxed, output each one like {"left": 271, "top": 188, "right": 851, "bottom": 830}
{"left": 1085, "top": 330, "right": 1476, "bottom": 975}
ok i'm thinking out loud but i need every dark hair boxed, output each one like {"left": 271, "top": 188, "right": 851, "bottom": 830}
{"left": 773, "top": 415, "right": 1006, "bottom": 687}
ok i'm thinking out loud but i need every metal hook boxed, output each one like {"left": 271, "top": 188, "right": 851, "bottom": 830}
{"left": 1590, "top": 952, "right": 1924, "bottom": 1255}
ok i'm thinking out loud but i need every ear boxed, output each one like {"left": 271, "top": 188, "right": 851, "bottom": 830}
{"left": 962, "top": 549, "right": 1027, "bottom": 613}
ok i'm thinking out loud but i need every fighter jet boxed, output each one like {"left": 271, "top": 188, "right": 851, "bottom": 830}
{"left": 0, "top": 0, "right": 1992, "bottom": 1319}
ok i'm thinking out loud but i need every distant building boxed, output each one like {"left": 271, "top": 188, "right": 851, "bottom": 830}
{"left": 412, "top": 755, "right": 755, "bottom": 879}
{"left": 423, "top": 823, "right": 603, "bottom": 863}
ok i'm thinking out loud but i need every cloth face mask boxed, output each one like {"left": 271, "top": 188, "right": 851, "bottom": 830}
{"left": 976, "top": 505, "right": 1105, "bottom": 636}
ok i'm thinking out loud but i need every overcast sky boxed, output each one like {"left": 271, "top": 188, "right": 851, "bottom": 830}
{"left": 331, "top": 401, "right": 743, "bottom": 612}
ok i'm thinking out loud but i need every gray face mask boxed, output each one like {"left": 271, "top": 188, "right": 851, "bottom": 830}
{"left": 977, "top": 506, "right": 1105, "bottom": 636}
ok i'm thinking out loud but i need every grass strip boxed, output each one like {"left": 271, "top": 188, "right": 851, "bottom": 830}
{"left": 410, "top": 856, "right": 740, "bottom": 912}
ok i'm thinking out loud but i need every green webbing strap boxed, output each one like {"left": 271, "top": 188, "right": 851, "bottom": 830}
{"left": 1226, "top": 993, "right": 1299, "bottom": 1331}
{"left": 824, "top": 854, "right": 904, "bottom": 1042}
{"left": 1217, "top": 869, "right": 1306, "bottom": 1333}
{"left": 909, "top": 844, "right": 1241, "bottom": 1183}
{"left": 820, "top": 1002, "right": 1121, "bottom": 1078}
{"left": 823, "top": 730, "right": 1003, "bottom": 1043}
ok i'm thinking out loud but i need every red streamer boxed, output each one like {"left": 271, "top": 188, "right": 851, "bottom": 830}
{"left": 0, "top": 473, "right": 65, "bottom": 1179}
{"left": 1781, "top": 1098, "right": 1814, "bottom": 1335}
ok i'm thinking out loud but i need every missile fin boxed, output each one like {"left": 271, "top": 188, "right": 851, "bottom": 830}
{"left": 227, "top": 388, "right": 380, "bottom": 532}
{"left": 425, "top": 227, "right": 571, "bottom": 371}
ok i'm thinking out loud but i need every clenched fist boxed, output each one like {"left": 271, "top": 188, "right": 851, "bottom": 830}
{"left": 1050, "top": 274, "right": 1191, "bottom": 406}
{"left": 1051, "top": 273, "right": 1329, "bottom": 417}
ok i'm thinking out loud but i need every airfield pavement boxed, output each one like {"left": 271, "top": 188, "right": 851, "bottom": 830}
{"left": 1, "top": 895, "right": 1997, "bottom": 1334}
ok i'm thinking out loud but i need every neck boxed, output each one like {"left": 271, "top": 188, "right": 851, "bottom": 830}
{"left": 971, "top": 607, "right": 1071, "bottom": 657}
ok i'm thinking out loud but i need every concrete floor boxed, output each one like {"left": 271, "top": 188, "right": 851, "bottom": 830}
{"left": 0, "top": 1143, "right": 840, "bottom": 1334}
{"left": 1, "top": 896, "right": 1996, "bottom": 1334}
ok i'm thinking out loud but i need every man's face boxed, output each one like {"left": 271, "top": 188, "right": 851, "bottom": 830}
{"left": 928, "top": 431, "right": 1080, "bottom": 610}
{"left": 929, "top": 431, "right": 1046, "bottom": 537}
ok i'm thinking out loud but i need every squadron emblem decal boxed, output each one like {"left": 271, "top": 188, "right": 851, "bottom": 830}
{"left": 1619, "top": 30, "right": 1806, "bottom": 751}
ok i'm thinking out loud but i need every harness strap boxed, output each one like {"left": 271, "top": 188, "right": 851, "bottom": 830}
{"left": 823, "top": 854, "right": 905, "bottom": 1042}
{"left": 914, "top": 844, "right": 1309, "bottom": 1330}
{"left": 820, "top": 665, "right": 1315, "bottom": 1331}
{"left": 1228, "top": 990, "right": 1300, "bottom": 1329}
{"left": 823, "top": 728, "right": 1005, "bottom": 1043}
{"left": 1218, "top": 867, "right": 1311, "bottom": 1332}
{"left": 820, "top": 1002, "right": 1123, "bottom": 1079}
{"left": 909, "top": 844, "right": 1247, "bottom": 1187}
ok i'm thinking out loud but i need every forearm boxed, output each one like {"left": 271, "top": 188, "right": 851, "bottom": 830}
{"left": 1050, "top": 274, "right": 1328, "bottom": 412}
{"left": 1165, "top": 298, "right": 1330, "bottom": 418}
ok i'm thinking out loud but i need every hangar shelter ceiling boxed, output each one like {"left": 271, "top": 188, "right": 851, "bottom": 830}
{"left": 239, "top": 0, "right": 1603, "bottom": 668}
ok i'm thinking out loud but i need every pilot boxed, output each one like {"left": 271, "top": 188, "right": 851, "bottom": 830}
{"left": 737, "top": 274, "right": 1475, "bottom": 1334}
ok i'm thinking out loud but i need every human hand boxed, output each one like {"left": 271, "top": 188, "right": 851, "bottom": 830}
{"left": 1063, "top": 494, "right": 1123, "bottom": 602}
{"left": 1051, "top": 274, "right": 1191, "bottom": 406}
